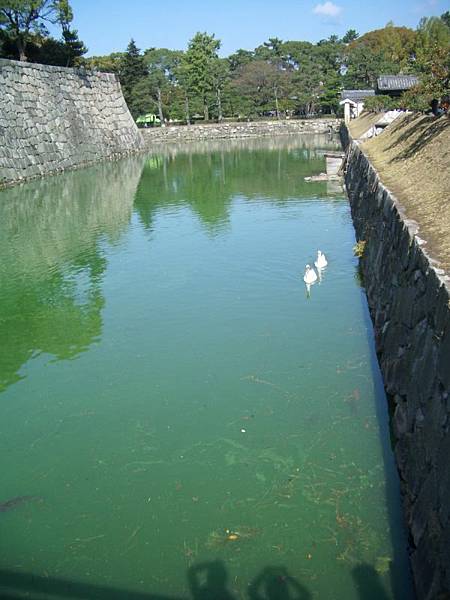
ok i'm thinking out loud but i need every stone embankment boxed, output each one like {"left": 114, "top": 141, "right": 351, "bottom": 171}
{"left": 342, "top": 125, "right": 450, "bottom": 599}
{"left": 0, "top": 59, "right": 144, "bottom": 188}
{"left": 142, "top": 118, "right": 340, "bottom": 146}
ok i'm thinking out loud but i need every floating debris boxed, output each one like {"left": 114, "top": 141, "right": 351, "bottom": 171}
{"left": 205, "top": 526, "right": 260, "bottom": 549}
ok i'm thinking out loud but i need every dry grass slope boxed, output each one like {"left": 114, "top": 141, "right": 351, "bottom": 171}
{"left": 351, "top": 112, "right": 450, "bottom": 274}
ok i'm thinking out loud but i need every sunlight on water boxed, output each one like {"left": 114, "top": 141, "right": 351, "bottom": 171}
{"left": 0, "top": 135, "right": 412, "bottom": 599}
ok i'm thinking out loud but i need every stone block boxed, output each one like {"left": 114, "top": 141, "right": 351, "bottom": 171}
{"left": 439, "top": 322, "right": 450, "bottom": 390}
{"left": 411, "top": 469, "right": 438, "bottom": 547}
{"left": 410, "top": 512, "right": 442, "bottom": 600}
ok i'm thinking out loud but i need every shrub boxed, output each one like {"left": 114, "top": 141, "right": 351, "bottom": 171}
{"left": 399, "top": 87, "right": 434, "bottom": 112}
{"left": 353, "top": 240, "right": 367, "bottom": 257}
{"left": 363, "top": 95, "right": 398, "bottom": 112}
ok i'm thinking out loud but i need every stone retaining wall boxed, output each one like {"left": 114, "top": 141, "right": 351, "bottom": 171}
{"left": 343, "top": 134, "right": 450, "bottom": 599}
{"left": 0, "top": 59, "right": 144, "bottom": 187}
{"left": 142, "top": 119, "right": 340, "bottom": 145}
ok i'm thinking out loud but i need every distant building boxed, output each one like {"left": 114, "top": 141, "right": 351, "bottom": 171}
{"left": 340, "top": 75, "right": 419, "bottom": 122}
{"left": 377, "top": 75, "right": 419, "bottom": 97}
{"left": 340, "top": 89, "right": 375, "bottom": 123}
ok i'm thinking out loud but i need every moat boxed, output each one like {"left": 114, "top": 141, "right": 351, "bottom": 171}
{"left": 0, "top": 135, "right": 413, "bottom": 599}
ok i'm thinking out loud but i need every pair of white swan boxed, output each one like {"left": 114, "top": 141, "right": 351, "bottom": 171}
{"left": 303, "top": 250, "right": 328, "bottom": 285}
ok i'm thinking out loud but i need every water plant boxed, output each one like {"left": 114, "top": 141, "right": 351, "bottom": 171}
{"left": 353, "top": 240, "right": 367, "bottom": 258}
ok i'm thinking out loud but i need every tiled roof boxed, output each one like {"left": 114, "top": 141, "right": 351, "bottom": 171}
{"left": 340, "top": 89, "right": 375, "bottom": 101}
{"left": 377, "top": 75, "right": 419, "bottom": 91}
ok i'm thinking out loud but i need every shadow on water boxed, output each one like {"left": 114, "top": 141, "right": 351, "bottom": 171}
{"left": 0, "top": 568, "right": 178, "bottom": 600}
{"left": 0, "top": 562, "right": 312, "bottom": 600}
{"left": 0, "top": 568, "right": 179, "bottom": 600}
{"left": 357, "top": 269, "right": 415, "bottom": 598}
{"left": 188, "top": 560, "right": 235, "bottom": 600}
{"left": 248, "top": 566, "right": 312, "bottom": 600}
{"left": 351, "top": 564, "right": 390, "bottom": 600}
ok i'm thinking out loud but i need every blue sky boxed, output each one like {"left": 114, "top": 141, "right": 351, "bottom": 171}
{"left": 68, "top": 0, "right": 448, "bottom": 56}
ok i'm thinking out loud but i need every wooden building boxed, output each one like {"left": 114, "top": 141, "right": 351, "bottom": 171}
{"left": 376, "top": 75, "right": 419, "bottom": 97}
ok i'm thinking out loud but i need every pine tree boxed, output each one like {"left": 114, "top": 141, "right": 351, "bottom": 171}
{"left": 119, "top": 39, "right": 148, "bottom": 117}
{"left": 61, "top": 27, "right": 87, "bottom": 66}
{"left": 120, "top": 39, "right": 147, "bottom": 94}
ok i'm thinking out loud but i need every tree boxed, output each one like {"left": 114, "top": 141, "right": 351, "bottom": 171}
{"left": 183, "top": 32, "right": 221, "bottom": 121}
{"left": 143, "top": 48, "right": 182, "bottom": 125}
{"left": 0, "top": 0, "right": 72, "bottom": 61}
{"left": 441, "top": 11, "right": 450, "bottom": 30}
{"left": 417, "top": 16, "right": 450, "bottom": 48}
{"left": 58, "top": 2, "right": 87, "bottom": 67}
{"left": 57, "top": 2, "right": 86, "bottom": 66}
{"left": 232, "top": 60, "right": 291, "bottom": 118}
{"left": 342, "top": 29, "right": 358, "bottom": 43}
{"left": 282, "top": 40, "right": 314, "bottom": 70}
{"left": 342, "top": 43, "right": 395, "bottom": 87}
{"left": 173, "top": 58, "right": 192, "bottom": 124}
{"left": 210, "top": 57, "right": 229, "bottom": 121}
{"left": 254, "top": 36, "right": 284, "bottom": 62}
{"left": 342, "top": 25, "right": 417, "bottom": 88}
{"left": 228, "top": 48, "right": 253, "bottom": 72}
{"left": 407, "top": 16, "right": 450, "bottom": 106}
{"left": 353, "top": 26, "right": 416, "bottom": 69}
{"left": 82, "top": 52, "right": 124, "bottom": 74}
{"left": 119, "top": 39, "right": 147, "bottom": 118}
{"left": 60, "top": 27, "right": 86, "bottom": 65}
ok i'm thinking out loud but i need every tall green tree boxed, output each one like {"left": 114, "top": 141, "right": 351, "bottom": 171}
{"left": 210, "top": 57, "right": 229, "bottom": 121}
{"left": 173, "top": 58, "right": 192, "bottom": 124}
{"left": 406, "top": 15, "right": 450, "bottom": 107}
{"left": 342, "top": 29, "right": 359, "bottom": 43}
{"left": 342, "top": 43, "right": 395, "bottom": 87}
{"left": 183, "top": 32, "right": 221, "bottom": 121}
{"left": 416, "top": 15, "right": 450, "bottom": 48}
{"left": 0, "top": 0, "right": 72, "bottom": 61}
{"left": 60, "top": 27, "right": 86, "bottom": 65}
{"left": 232, "top": 60, "right": 291, "bottom": 118}
{"left": 57, "top": 2, "right": 86, "bottom": 66}
{"left": 342, "top": 25, "right": 417, "bottom": 88}
{"left": 119, "top": 39, "right": 147, "bottom": 118}
{"left": 228, "top": 48, "right": 253, "bottom": 72}
{"left": 143, "top": 47, "right": 182, "bottom": 124}
{"left": 441, "top": 11, "right": 450, "bottom": 29}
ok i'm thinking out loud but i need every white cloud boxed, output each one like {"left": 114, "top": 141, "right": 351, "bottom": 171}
{"left": 313, "top": 2, "right": 342, "bottom": 18}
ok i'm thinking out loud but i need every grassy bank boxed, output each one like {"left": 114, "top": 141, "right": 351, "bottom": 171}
{"left": 349, "top": 112, "right": 450, "bottom": 274}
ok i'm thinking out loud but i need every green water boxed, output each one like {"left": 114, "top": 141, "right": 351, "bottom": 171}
{"left": 0, "top": 135, "right": 412, "bottom": 599}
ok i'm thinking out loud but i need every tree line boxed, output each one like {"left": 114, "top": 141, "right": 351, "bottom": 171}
{"left": 1, "top": 2, "right": 449, "bottom": 120}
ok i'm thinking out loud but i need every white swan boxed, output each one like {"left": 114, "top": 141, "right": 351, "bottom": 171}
{"left": 303, "top": 264, "right": 318, "bottom": 285}
{"left": 314, "top": 250, "right": 328, "bottom": 270}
